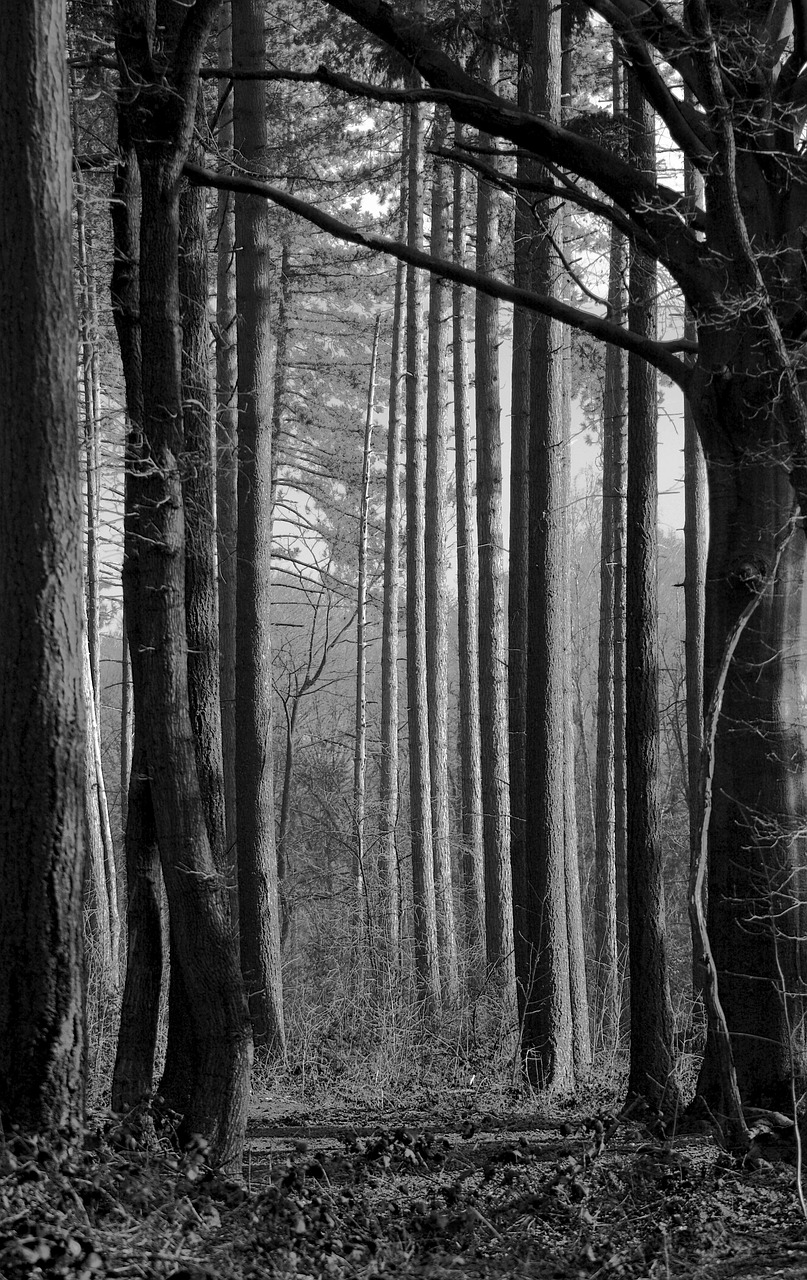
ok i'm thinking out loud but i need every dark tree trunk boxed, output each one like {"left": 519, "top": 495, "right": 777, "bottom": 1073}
{"left": 519, "top": 0, "right": 574, "bottom": 1090}
{"left": 624, "top": 71, "right": 678, "bottom": 1110}
{"left": 0, "top": 0, "right": 86, "bottom": 1133}
{"left": 110, "top": 117, "right": 165, "bottom": 1116}
{"left": 232, "top": 0, "right": 285, "bottom": 1052}
{"left": 453, "top": 122, "right": 484, "bottom": 982}
{"left": 115, "top": 0, "right": 252, "bottom": 1171}
{"left": 405, "top": 87, "right": 441, "bottom": 1018}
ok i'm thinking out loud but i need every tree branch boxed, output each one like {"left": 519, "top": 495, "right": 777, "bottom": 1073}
{"left": 184, "top": 161, "right": 695, "bottom": 386}
{"left": 319, "top": 0, "right": 713, "bottom": 306}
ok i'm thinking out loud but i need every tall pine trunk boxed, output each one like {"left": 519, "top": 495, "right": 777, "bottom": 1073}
{"left": 233, "top": 0, "right": 285, "bottom": 1052}
{"left": 406, "top": 88, "right": 441, "bottom": 1019}
{"left": 475, "top": 6, "right": 515, "bottom": 1010}
{"left": 624, "top": 70, "right": 677, "bottom": 1109}
{"left": 453, "top": 121, "right": 484, "bottom": 985}
{"left": 425, "top": 109, "right": 459, "bottom": 1009}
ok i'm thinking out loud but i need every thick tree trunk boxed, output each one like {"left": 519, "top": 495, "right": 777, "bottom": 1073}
{"left": 405, "top": 90, "right": 441, "bottom": 1019}
{"left": 624, "top": 71, "right": 678, "bottom": 1110}
{"left": 694, "top": 375, "right": 807, "bottom": 1108}
{"left": 453, "top": 122, "right": 484, "bottom": 984}
{"left": 232, "top": 0, "right": 285, "bottom": 1052}
{"left": 426, "top": 108, "right": 459, "bottom": 1010}
{"left": 0, "top": 0, "right": 86, "bottom": 1132}
{"left": 475, "top": 10, "right": 515, "bottom": 1009}
{"left": 115, "top": 0, "right": 253, "bottom": 1170}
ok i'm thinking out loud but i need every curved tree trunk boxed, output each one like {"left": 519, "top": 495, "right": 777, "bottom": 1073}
{"left": 0, "top": 0, "right": 86, "bottom": 1131}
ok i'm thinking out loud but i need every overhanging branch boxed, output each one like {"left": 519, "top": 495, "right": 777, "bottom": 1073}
{"left": 184, "top": 161, "right": 695, "bottom": 386}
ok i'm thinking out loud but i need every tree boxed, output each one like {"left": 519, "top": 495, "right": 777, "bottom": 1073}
{"left": 0, "top": 0, "right": 87, "bottom": 1132}
{"left": 114, "top": 0, "right": 252, "bottom": 1169}
{"left": 624, "top": 70, "right": 678, "bottom": 1108}
{"left": 190, "top": 0, "right": 807, "bottom": 1109}
{"left": 232, "top": 0, "right": 286, "bottom": 1052}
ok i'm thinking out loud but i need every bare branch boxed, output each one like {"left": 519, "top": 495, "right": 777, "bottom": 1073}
{"left": 185, "top": 161, "right": 695, "bottom": 385}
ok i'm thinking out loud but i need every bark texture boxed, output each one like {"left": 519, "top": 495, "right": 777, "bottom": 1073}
{"left": 0, "top": 0, "right": 86, "bottom": 1132}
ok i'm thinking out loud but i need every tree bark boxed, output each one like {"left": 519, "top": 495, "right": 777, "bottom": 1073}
{"left": 216, "top": 2, "right": 239, "bottom": 917}
{"left": 0, "top": 0, "right": 86, "bottom": 1132}
{"left": 425, "top": 108, "right": 459, "bottom": 1010}
{"left": 405, "top": 86, "right": 441, "bottom": 1019}
{"left": 624, "top": 69, "right": 678, "bottom": 1110}
{"left": 519, "top": 0, "right": 574, "bottom": 1090}
{"left": 475, "top": 5, "right": 515, "bottom": 1010}
{"left": 354, "top": 316, "right": 380, "bottom": 941}
{"left": 115, "top": 0, "right": 253, "bottom": 1170}
{"left": 379, "top": 114, "right": 407, "bottom": 970}
{"left": 233, "top": 0, "right": 285, "bottom": 1052}
{"left": 593, "top": 47, "right": 627, "bottom": 1052}
{"left": 453, "top": 121, "right": 484, "bottom": 986}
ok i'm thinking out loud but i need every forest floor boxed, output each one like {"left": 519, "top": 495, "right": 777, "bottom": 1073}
{"left": 4, "top": 1065, "right": 807, "bottom": 1280}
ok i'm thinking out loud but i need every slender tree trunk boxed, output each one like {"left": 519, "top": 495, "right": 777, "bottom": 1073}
{"left": 684, "top": 146, "right": 707, "bottom": 1003}
{"left": 216, "top": 2, "right": 239, "bottom": 912}
{"left": 406, "top": 86, "right": 441, "bottom": 1019}
{"left": 271, "top": 240, "right": 293, "bottom": 497}
{"left": 379, "top": 114, "right": 407, "bottom": 970}
{"left": 426, "top": 108, "right": 459, "bottom": 1010}
{"left": 0, "top": 0, "right": 86, "bottom": 1132}
{"left": 625, "top": 69, "right": 678, "bottom": 1110}
{"left": 509, "top": 1, "right": 532, "bottom": 994}
{"left": 83, "top": 623, "right": 113, "bottom": 991}
{"left": 233, "top": 0, "right": 285, "bottom": 1052}
{"left": 453, "top": 121, "right": 484, "bottom": 985}
{"left": 475, "top": 6, "right": 516, "bottom": 1010}
{"left": 110, "top": 117, "right": 164, "bottom": 1117}
{"left": 120, "top": 617, "right": 133, "bottom": 834}
{"left": 519, "top": 0, "right": 574, "bottom": 1090}
{"left": 560, "top": 14, "right": 590, "bottom": 1076}
{"left": 593, "top": 47, "right": 627, "bottom": 1051}
{"left": 354, "top": 316, "right": 380, "bottom": 940}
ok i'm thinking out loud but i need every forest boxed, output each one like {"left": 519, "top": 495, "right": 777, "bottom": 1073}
{"left": 5, "top": 0, "right": 807, "bottom": 1275}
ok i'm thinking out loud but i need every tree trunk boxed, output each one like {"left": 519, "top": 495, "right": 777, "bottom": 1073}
{"left": 405, "top": 88, "right": 441, "bottom": 1019}
{"left": 453, "top": 121, "right": 484, "bottom": 986}
{"left": 624, "top": 70, "right": 678, "bottom": 1110}
{"left": 232, "top": 0, "right": 285, "bottom": 1052}
{"left": 509, "top": 1, "right": 532, "bottom": 1004}
{"left": 115, "top": 0, "right": 253, "bottom": 1170}
{"left": 379, "top": 114, "right": 407, "bottom": 970}
{"left": 519, "top": 0, "right": 574, "bottom": 1090}
{"left": 593, "top": 48, "right": 627, "bottom": 1052}
{"left": 425, "top": 107, "right": 459, "bottom": 1010}
{"left": 354, "top": 316, "right": 380, "bottom": 941}
{"left": 0, "top": 0, "right": 86, "bottom": 1132}
{"left": 684, "top": 144, "right": 707, "bottom": 1003}
{"left": 110, "top": 113, "right": 165, "bottom": 1117}
{"left": 475, "top": 8, "right": 515, "bottom": 1010}
{"left": 216, "top": 2, "right": 239, "bottom": 916}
